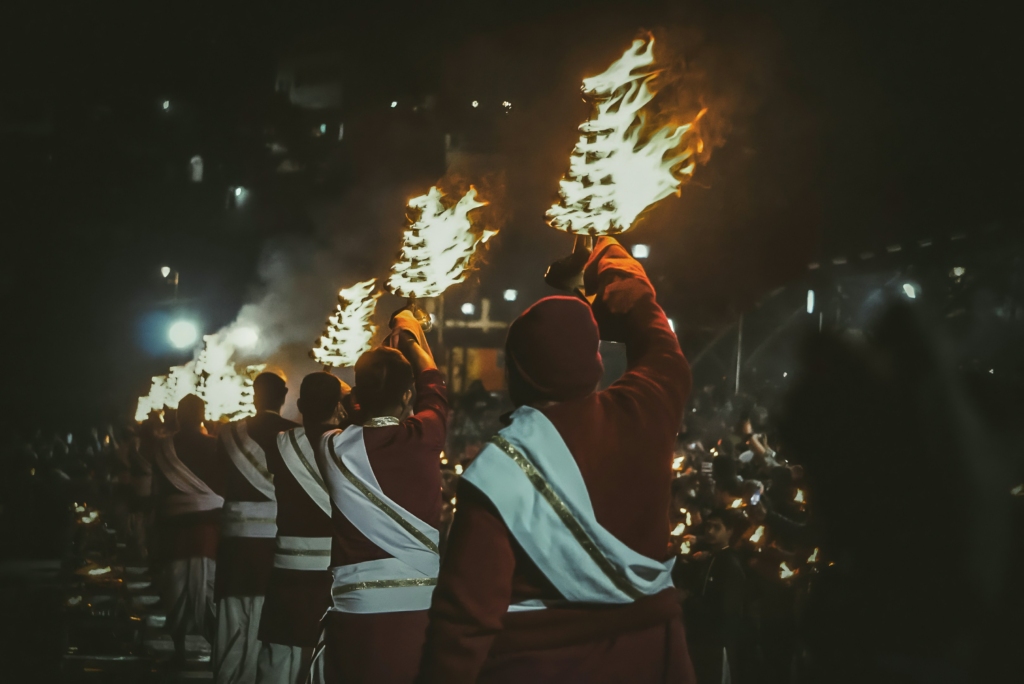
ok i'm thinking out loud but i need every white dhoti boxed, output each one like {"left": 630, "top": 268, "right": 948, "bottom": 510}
{"left": 162, "top": 557, "right": 217, "bottom": 652}
{"left": 214, "top": 595, "right": 264, "bottom": 683}
{"left": 255, "top": 642, "right": 324, "bottom": 684}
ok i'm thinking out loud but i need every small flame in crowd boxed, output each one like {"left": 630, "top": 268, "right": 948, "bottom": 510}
{"left": 749, "top": 525, "right": 765, "bottom": 544}
{"left": 729, "top": 498, "right": 744, "bottom": 509}
{"left": 779, "top": 562, "right": 795, "bottom": 580}
{"left": 807, "top": 547, "right": 820, "bottom": 563}
{"left": 135, "top": 325, "right": 263, "bottom": 422}
{"left": 387, "top": 186, "right": 494, "bottom": 298}
{"left": 671, "top": 522, "right": 687, "bottom": 537}
{"left": 546, "top": 35, "right": 706, "bottom": 235}
{"left": 311, "top": 278, "right": 380, "bottom": 368}
{"left": 794, "top": 488, "right": 806, "bottom": 505}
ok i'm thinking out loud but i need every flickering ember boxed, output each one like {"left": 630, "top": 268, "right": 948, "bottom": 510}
{"left": 546, "top": 35, "right": 706, "bottom": 235}
{"left": 310, "top": 278, "right": 381, "bottom": 368}
{"left": 387, "top": 186, "right": 494, "bottom": 299}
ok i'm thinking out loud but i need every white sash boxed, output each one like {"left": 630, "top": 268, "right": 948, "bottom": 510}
{"left": 222, "top": 500, "right": 278, "bottom": 538}
{"left": 154, "top": 436, "right": 224, "bottom": 517}
{"left": 320, "top": 427, "right": 440, "bottom": 614}
{"left": 221, "top": 420, "right": 276, "bottom": 501}
{"left": 276, "top": 428, "right": 331, "bottom": 517}
{"left": 274, "top": 535, "right": 332, "bottom": 571}
{"left": 462, "top": 406, "right": 675, "bottom": 607}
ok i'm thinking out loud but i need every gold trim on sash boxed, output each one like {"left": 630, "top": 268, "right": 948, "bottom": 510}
{"left": 332, "top": 577, "right": 436, "bottom": 596}
{"left": 288, "top": 430, "right": 327, "bottom": 491}
{"left": 276, "top": 548, "right": 332, "bottom": 557}
{"left": 229, "top": 423, "right": 274, "bottom": 483}
{"left": 364, "top": 416, "right": 401, "bottom": 428}
{"left": 327, "top": 439, "right": 439, "bottom": 554}
{"left": 488, "top": 435, "right": 644, "bottom": 601}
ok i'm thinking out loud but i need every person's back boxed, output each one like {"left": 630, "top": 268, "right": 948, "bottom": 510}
{"left": 255, "top": 372, "right": 347, "bottom": 684}
{"left": 152, "top": 394, "right": 224, "bottom": 659}
{"left": 317, "top": 312, "right": 448, "bottom": 684}
{"left": 420, "top": 238, "right": 694, "bottom": 684}
{"left": 213, "top": 372, "right": 299, "bottom": 684}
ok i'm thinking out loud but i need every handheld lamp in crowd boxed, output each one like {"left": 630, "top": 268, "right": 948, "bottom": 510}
{"left": 546, "top": 34, "right": 706, "bottom": 236}
{"left": 310, "top": 278, "right": 381, "bottom": 369}
{"left": 136, "top": 327, "right": 263, "bottom": 422}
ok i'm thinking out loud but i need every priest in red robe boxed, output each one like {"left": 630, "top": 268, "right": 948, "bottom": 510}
{"left": 316, "top": 311, "right": 448, "bottom": 684}
{"left": 256, "top": 372, "right": 349, "bottom": 684}
{"left": 417, "top": 237, "right": 696, "bottom": 683}
{"left": 152, "top": 393, "right": 225, "bottom": 661}
{"left": 213, "top": 372, "right": 299, "bottom": 684}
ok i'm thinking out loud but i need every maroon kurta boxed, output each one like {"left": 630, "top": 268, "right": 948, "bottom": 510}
{"left": 258, "top": 425, "right": 335, "bottom": 647}
{"left": 318, "top": 368, "right": 448, "bottom": 684}
{"left": 215, "top": 411, "right": 299, "bottom": 601}
{"left": 418, "top": 239, "right": 696, "bottom": 683}
{"left": 153, "top": 429, "right": 223, "bottom": 561}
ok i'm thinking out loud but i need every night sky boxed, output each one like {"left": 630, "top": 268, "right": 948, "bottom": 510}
{"left": 2, "top": 0, "right": 1019, "bottom": 432}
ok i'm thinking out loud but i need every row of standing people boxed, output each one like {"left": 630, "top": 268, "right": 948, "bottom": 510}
{"left": 146, "top": 237, "right": 698, "bottom": 684}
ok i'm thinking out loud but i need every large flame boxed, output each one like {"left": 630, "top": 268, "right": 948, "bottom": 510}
{"left": 546, "top": 35, "right": 705, "bottom": 235}
{"left": 387, "top": 186, "right": 494, "bottom": 298}
{"left": 311, "top": 278, "right": 380, "bottom": 368}
{"left": 135, "top": 325, "right": 263, "bottom": 422}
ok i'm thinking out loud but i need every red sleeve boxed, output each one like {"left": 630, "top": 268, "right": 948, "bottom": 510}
{"left": 418, "top": 481, "right": 515, "bottom": 684}
{"left": 584, "top": 237, "right": 691, "bottom": 429}
{"left": 402, "top": 368, "right": 449, "bottom": 452}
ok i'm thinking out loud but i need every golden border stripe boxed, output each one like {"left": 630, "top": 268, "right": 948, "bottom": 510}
{"left": 489, "top": 435, "right": 644, "bottom": 601}
{"left": 229, "top": 424, "right": 274, "bottom": 483}
{"left": 364, "top": 417, "right": 401, "bottom": 428}
{"left": 328, "top": 439, "right": 439, "bottom": 555}
{"left": 333, "top": 578, "right": 436, "bottom": 595}
{"left": 275, "top": 548, "right": 332, "bottom": 557}
{"left": 289, "top": 430, "right": 328, "bottom": 491}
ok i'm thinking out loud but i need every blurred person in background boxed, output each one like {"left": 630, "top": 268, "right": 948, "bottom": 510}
{"left": 151, "top": 393, "right": 225, "bottom": 661}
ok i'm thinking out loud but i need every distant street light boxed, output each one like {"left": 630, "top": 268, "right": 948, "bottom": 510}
{"left": 231, "top": 326, "right": 259, "bottom": 348}
{"left": 471, "top": 100, "right": 479, "bottom": 108}
{"left": 391, "top": 101, "right": 398, "bottom": 108}
{"left": 631, "top": 244, "right": 650, "bottom": 259}
{"left": 160, "top": 266, "right": 171, "bottom": 279}
{"left": 806, "top": 289, "right": 815, "bottom": 314}
{"left": 162, "top": 100, "right": 170, "bottom": 111}
{"left": 503, "top": 289, "right": 518, "bottom": 302}
{"left": 461, "top": 302, "right": 476, "bottom": 316}
{"left": 902, "top": 283, "right": 917, "bottom": 299}
{"left": 168, "top": 321, "right": 199, "bottom": 349}
{"left": 234, "top": 187, "right": 243, "bottom": 198}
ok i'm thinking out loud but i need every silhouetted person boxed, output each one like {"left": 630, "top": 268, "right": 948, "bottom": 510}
{"left": 153, "top": 393, "right": 224, "bottom": 660}
{"left": 214, "top": 373, "right": 299, "bottom": 684}
{"left": 256, "top": 372, "right": 350, "bottom": 684}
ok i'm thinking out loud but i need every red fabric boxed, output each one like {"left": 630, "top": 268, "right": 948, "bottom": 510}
{"left": 317, "top": 367, "right": 448, "bottom": 683}
{"left": 506, "top": 296, "right": 603, "bottom": 401}
{"left": 215, "top": 411, "right": 299, "bottom": 600}
{"left": 418, "top": 238, "right": 693, "bottom": 683}
{"left": 153, "top": 429, "right": 223, "bottom": 561}
{"left": 324, "top": 611, "right": 430, "bottom": 684}
{"left": 258, "top": 425, "right": 335, "bottom": 647}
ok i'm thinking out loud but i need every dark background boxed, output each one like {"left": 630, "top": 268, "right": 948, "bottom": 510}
{"left": 2, "top": 0, "right": 1020, "bottom": 431}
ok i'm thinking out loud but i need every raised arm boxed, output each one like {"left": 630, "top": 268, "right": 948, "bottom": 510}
{"left": 583, "top": 237, "right": 691, "bottom": 424}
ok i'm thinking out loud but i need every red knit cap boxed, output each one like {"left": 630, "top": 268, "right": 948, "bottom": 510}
{"left": 505, "top": 296, "right": 603, "bottom": 403}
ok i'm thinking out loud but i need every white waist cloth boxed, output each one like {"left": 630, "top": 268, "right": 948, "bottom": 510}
{"left": 273, "top": 535, "right": 332, "bottom": 571}
{"left": 330, "top": 558, "right": 436, "bottom": 614}
{"left": 155, "top": 436, "right": 224, "bottom": 518}
{"left": 462, "top": 406, "right": 675, "bottom": 607}
{"left": 222, "top": 500, "right": 278, "bottom": 539}
{"left": 319, "top": 427, "right": 441, "bottom": 614}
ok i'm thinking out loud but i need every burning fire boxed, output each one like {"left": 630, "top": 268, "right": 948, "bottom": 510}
{"left": 135, "top": 325, "right": 264, "bottom": 422}
{"left": 807, "top": 547, "right": 820, "bottom": 563}
{"left": 387, "top": 186, "right": 494, "bottom": 298}
{"left": 779, "top": 562, "right": 795, "bottom": 580}
{"left": 749, "top": 525, "right": 765, "bottom": 544}
{"left": 311, "top": 278, "right": 380, "bottom": 368}
{"left": 546, "top": 35, "right": 706, "bottom": 235}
